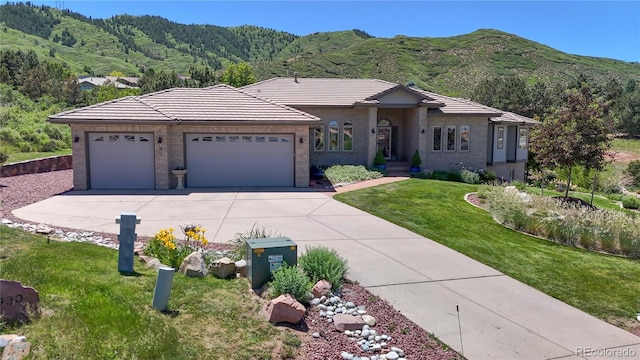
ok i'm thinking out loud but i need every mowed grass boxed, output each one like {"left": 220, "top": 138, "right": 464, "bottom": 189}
{"left": 0, "top": 227, "right": 287, "bottom": 359}
{"left": 334, "top": 179, "right": 640, "bottom": 325}
{"left": 6, "top": 150, "right": 72, "bottom": 164}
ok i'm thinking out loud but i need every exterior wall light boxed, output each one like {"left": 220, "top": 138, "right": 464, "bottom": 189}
{"left": 371, "top": 128, "right": 376, "bottom": 134}
{"left": 73, "top": 136, "right": 80, "bottom": 143}
{"left": 299, "top": 136, "right": 304, "bottom": 144}
{"left": 157, "top": 136, "right": 163, "bottom": 144}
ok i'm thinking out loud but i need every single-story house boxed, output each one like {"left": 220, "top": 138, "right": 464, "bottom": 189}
{"left": 49, "top": 77, "right": 537, "bottom": 190}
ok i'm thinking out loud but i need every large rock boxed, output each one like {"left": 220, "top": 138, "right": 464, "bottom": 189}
{"left": 262, "top": 294, "right": 305, "bottom": 324}
{"left": 332, "top": 313, "right": 366, "bottom": 331}
{"left": 179, "top": 252, "right": 208, "bottom": 277}
{"left": 361, "top": 314, "right": 377, "bottom": 326}
{"left": 1, "top": 340, "right": 30, "bottom": 360}
{"left": 208, "top": 257, "right": 236, "bottom": 279}
{"left": 312, "top": 280, "right": 332, "bottom": 298}
{"left": 0, "top": 280, "right": 39, "bottom": 324}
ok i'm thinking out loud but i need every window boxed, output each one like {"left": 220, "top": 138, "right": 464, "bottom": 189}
{"left": 109, "top": 135, "right": 119, "bottom": 142}
{"left": 446, "top": 126, "right": 456, "bottom": 151}
{"left": 203, "top": 136, "right": 212, "bottom": 142}
{"left": 328, "top": 121, "right": 339, "bottom": 151}
{"left": 314, "top": 126, "right": 324, "bottom": 151}
{"left": 459, "top": 125, "right": 469, "bottom": 151}
{"left": 343, "top": 121, "right": 353, "bottom": 151}
{"left": 519, "top": 128, "right": 528, "bottom": 148}
{"left": 497, "top": 127, "right": 504, "bottom": 149}
{"left": 432, "top": 126, "right": 442, "bottom": 151}
{"left": 124, "top": 135, "right": 135, "bottom": 142}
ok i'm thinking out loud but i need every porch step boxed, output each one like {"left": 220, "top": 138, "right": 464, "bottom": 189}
{"left": 384, "top": 162, "right": 411, "bottom": 176}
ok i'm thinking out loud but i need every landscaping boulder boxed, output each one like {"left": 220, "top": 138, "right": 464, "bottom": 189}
{"left": 312, "top": 280, "right": 332, "bottom": 298}
{"left": 1, "top": 338, "right": 30, "bottom": 360}
{"left": 179, "top": 252, "right": 208, "bottom": 277}
{"left": 262, "top": 294, "right": 305, "bottom": 324}
{"left": 0, "top": 280, "right": 39, "bottom": 324}
{"left": 361, "top": 314, "right": 377, "bottom": 326}
{"left": 133, "top": 242, "right": 146, "bottom": 255}
{"left": 208, "top": 257, "right": 236, "bottom": 279}
{"left": 332, "top": 313, "right": 366, "bottom": 331}
{"left": 35, "top": 224, "right": 53, "bottom": 235}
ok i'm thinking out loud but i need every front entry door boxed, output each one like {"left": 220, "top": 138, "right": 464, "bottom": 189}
{"left": 377, "top": 126, "right": 392, "bottom": 159}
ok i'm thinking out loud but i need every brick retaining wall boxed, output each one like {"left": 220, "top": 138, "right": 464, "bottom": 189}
{"left": 0, "top": 155, "right": 72, "bottom": 177}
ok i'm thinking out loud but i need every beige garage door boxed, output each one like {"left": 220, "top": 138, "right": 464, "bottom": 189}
{"left": 186, "top": 134, "right": 294, "bottom": 187}
{"left": 88, "top": 133, "right": 155, "bottom": 189}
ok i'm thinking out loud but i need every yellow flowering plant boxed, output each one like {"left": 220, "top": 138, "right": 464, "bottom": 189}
{"left": 144, "top": 224, "right": 209, "bottom": 269}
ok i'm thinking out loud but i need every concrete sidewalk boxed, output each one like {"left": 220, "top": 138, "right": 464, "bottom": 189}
{"left": 11, "top": 184, "right": 640, "bottom": 360}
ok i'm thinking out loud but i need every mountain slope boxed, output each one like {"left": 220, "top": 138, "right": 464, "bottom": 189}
{"left": 1, "top": 3, "right": 639, "bottom": 97}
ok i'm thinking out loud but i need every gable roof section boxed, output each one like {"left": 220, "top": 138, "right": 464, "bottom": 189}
{"left": 241, "top": 77, "right": 422, "bottom": 107}
{"left": 50, "top": 85, "right": 320, "bottom": 124}
{"left": 490, "top": 111, "right": 538, "bottom": 125}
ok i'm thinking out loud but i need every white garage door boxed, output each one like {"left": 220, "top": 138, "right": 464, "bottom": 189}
{"left": 186, "top": 134, "right": 294, "bottom": 187}
{"left": 88, "top": 133, "right": 155, "bottom": 189}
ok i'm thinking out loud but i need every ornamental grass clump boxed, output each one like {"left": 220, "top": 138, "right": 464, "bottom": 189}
{"left": 481, "top": 185, "right": 640, "bottom": 258}
{"left": 298, "top": 245, "right": 348, "bottom": 290}
{"left": 227, "top": 224, "right": 281, "bottom": 261}
{"left": 144, "top": 224, "right": 208, "bottom": 269}
{"left": 269, "top": 263, "right": 312, "bottom": 304}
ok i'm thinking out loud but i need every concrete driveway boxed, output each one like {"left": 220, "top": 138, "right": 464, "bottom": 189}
{"left": 12, "top": 187, "right": 640, "bottom": 360}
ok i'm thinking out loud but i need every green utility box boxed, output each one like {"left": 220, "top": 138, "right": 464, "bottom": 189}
{"left": 246, "top": 237, "right": 297, "bottom": 289}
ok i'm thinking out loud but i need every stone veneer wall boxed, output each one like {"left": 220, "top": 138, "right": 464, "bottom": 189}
{"left": 0, "top": 155, "right": 72, "bottom": 177}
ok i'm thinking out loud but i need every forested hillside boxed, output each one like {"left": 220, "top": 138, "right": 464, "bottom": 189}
{"left": 1, "top": 1, "right": 640, "bottom": 162}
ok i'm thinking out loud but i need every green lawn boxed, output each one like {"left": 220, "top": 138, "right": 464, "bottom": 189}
{"left": 0, "top": 227, "right": 295, "bottom": 359}
{"left": 6, "top": 150, "right": 72, "bottom": 164}
{"left": 335, "top": 179, "right": 640, "bottom": 327}
{"left": 611, "top": 138, "right": 640, "bottom": 154}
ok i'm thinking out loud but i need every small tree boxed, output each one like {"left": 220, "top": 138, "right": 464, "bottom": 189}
{"left": 529, "top": 84, "right": 612, "bottom": 198}
{"left": 219, "top": 62, "right": 256, "bottom": 87}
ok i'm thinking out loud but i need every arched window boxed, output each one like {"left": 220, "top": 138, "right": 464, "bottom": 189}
{"left": 328, "top": 121, "right": 339, "bottom": 151}
{"left": 343, "top": 121, "right": 353, "bottom": 151}
{"left": 377, "top": 119, "right": 391, "bottom": 127}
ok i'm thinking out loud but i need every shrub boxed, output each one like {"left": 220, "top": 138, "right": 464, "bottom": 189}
{"left": 621, "top": 195, "right": 640, "bottom": 209}
{"left": 626, "top": 160, "right": 640, "bottom": 185}
{"left": 324, "top": 165, "right": 383, "bottom": 185}
{"left": 479, "top": 169, "right": 497, "bottom": 183}
{"left": 269, "top": 263, "right": 312, "bottom": 304}
{"left": 227, "top": 224, "right": 280, "bottom": 261}
{"left": 298, "top": 245, "right": 348, "bottom": 290}
{"left": 460, "top": 168, "right": 480, "bottom": 184}
{"left": 410, "top": 150, "right": 422, "bottom": 168}
{"left": 373, "top": 149, "right": 386, "bottom": 166}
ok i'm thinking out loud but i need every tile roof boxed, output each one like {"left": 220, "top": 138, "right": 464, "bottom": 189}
{"left": 241, "top": 78, "right": 515, "bottom": 117}
{"left": 241, "top": 77, "right": 422, "bottom": 107}
{"left": 50, "top": 85, "right": 320, "bottom": 124}
{"left": 490, "top": 111, "right": 538, "bottom": 125}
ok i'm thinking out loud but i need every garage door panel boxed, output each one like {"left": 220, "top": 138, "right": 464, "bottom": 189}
{"left": 186, "top": 134, "right": 293, "bottom": 187}
{"left": 89, "top": 133, "right": 155, "bottom": 189}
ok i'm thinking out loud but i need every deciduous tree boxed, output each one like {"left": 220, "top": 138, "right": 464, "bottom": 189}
{"left": 219, "top": 62, "right": 255, "bottom": 87}
{"left": 529, "top": 84, "right": 613, "bottom": 198}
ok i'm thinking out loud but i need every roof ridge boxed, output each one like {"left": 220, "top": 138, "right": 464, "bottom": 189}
{"left": 238, "top": 77, "right": 280, "bottom": 89}
{"left": 233, "top": 86, "right": 320, "bottom": 120}
{"left": 135, "top": 89, "right": 178, "bottom": 120}
{"left": 49, "top": 95, "right": 137, "bottom": 118}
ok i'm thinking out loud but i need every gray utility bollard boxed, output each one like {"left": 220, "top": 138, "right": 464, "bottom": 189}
{"left": 115, "top": 212, "right": 141, "bottom": 274}
{"left": 152, "top": 266, "right": 175, "bottom": 312}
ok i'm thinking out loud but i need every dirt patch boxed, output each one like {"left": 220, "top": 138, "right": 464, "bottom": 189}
{"left": 606, "top": 150, "right": 640, "bottom": 163}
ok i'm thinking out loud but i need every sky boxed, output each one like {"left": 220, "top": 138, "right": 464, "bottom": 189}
{"left": 13, "top": 1, "right": 640, "bottom": 62}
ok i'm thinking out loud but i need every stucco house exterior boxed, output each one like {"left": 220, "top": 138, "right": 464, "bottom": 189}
{"left": 49, "top": 77, "right": 536, "bottom": 190}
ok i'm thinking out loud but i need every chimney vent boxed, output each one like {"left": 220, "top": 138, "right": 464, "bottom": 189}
{"left": 294, "top": 72, "right": 298, "bottom": 83}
